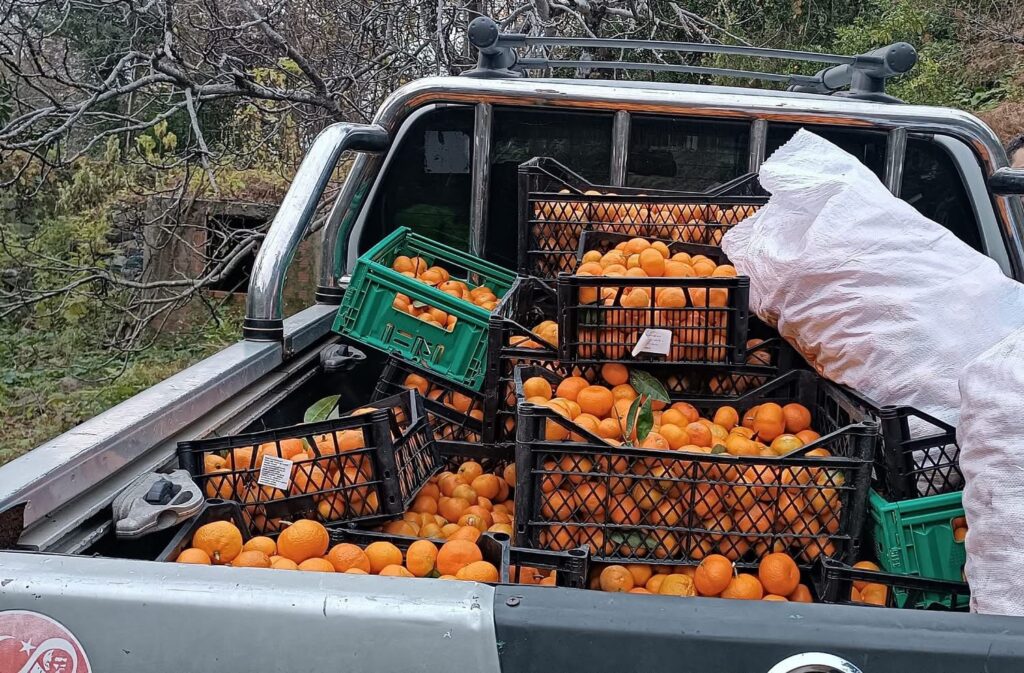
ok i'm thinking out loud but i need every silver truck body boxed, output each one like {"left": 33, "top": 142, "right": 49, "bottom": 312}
{"left": 3, "top": 73, "right": 1024, "bottom": 672}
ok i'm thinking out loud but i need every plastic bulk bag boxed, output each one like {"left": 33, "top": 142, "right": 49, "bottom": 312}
{"left": 722, "top": 129, "right": 1024, "bottom": 447}
{"left": 958, "top": 327, "right": 1024, "bottom": 615}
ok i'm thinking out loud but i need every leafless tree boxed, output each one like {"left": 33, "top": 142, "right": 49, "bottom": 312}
{"left": 0, "top": 0, "right": 776, "bottom": 363}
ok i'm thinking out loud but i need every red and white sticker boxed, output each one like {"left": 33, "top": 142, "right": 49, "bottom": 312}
{"left": 0, "top": 610, "right": 91, "bottom": 673}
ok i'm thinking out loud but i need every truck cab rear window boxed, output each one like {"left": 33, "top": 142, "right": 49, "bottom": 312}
{"left": 362, "top": 106, "right": 475, "bottom": 253}
{"left": 627, "top": 116, "right": 750, "bottom": 191}
{"left": 485, "top": 108, "right": 614, "bottom": 268}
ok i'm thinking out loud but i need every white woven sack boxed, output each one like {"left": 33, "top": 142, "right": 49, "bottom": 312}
{"left": 958, "top": 328, "right": 1024, "bottom": 615}
{"left": 722, "top": 129, "right": 1024, "bottom": 491}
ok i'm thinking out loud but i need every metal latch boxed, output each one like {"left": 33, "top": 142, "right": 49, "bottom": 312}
{"left": 112, "top": 470, "right": 203, "bottom": 539}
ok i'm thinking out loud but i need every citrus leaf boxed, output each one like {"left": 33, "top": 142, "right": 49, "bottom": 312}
{"left": 624, "top": 395, "right": 642, "bottom": 441}
{"left": 635, "top": 398, "right": 654, "bottom": 443}
{"left": 710, "top": 444, "right": 728, "bottom": 454}
{"left": 304, "top": 395, "right": 340, "bottom": 423}
{"left": 630, "top": 369, "right": 670, "bottom": 404}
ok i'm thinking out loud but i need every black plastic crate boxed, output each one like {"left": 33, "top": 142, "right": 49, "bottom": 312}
{"left": 328, "top": 528, "right": 589, "bottom": 588}
{"left": 876, "top": 406, "right": 962, "bottom": 500}
{"left": 435, "top": 440, "right": 515, "bottom": 473}
{"left": 177, "top": 391, "right": 440, "bottom": 534}
{"left": 374, "top": 356, "right": 494, "bottom": 443}
{"left": 156, "top": 499, "right": 251, "bottom": 562}
{"left": 815, "top": 556, "right": 969, "bottom": 610}
{"left": 518, "top": 156, "right": 766, "bottom": 279}
{"left": 512, "top": 366, "right": 877, "bottom": 568}
{"left": 485, "top": 276, "right": 561, "bottom": 442}
{"left": 557, "top": 232, "right": 751, "bottom": 367}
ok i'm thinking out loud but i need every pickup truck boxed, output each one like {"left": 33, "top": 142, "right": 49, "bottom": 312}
{"left": 3, "top": 19, "right": 1024, "bottom": 673}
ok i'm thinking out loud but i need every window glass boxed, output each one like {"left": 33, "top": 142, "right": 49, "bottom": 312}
{"left": 901, "top": 137, "right": 982, "bottom": 252}
{"left": 486, "top": 109, "right": 614, "bottom": 268}
{"left": 766, "top": 124, "right": 887, "bottom": 178}
{"left": 361, "top": 107, "right": 474, "bottom": 253}
{"left": 627, "top": 116, "right": 750, "bottom": 191}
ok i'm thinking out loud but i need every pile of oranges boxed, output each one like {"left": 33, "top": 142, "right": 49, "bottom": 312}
{"left": 376, "top": 458, "right": 517, "bottom": 543}
{"left": 174, "top": 518, "right": 508, "bottom": 581}
{"left": 509, "top": 319, "right": 559, "bottom": 351}
{"left": 845, "top": 561, "right": 892, "bottom": 606}
{"left": 401, "top": 371, "right": 486, "bottom": 441}
{"left": 570, "top": 237, "right": 738, "bottom": 363}
{"left": 520, "top": 364, "right": 845, "bottom": 565}
{"left": 200, "top": 408, "right": 384, "bottom": 533}
{"left": 592, "top": 552, "right": 816, "bottom": 602}
{"left": 389, "top": 256, "right": 503, "bottom": 332}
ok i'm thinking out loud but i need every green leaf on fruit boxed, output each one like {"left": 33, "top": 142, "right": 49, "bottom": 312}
{"left": 635, "top": 398, "right": 654, "bottom": 442}
{"left": 304, "top": 395, "right": 340, "bottom": 423}
{"left": 630, "top": 369, "right": 670, "bottom": 403}
{"left": 711, "top": 444, "right": 727, "bottom": 454}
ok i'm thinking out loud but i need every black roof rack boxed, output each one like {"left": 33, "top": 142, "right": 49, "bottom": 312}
{"left": 463, "top": 16, "right": 916, "bottom": 103}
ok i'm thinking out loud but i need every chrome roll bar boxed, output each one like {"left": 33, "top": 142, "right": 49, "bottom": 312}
{"left": 243, "top": 122, "right": 389, "bottom": 341}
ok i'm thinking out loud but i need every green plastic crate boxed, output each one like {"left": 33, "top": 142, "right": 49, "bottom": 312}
{"left": 334, "top": 227, "right": 516, "bottom": 391}
{"left": 869, "top": 489, "right": 969, "bottom": 609}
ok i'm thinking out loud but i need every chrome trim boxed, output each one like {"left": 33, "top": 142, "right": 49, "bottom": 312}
{"left": 245, "top": 122, "right": 388, "bottom": 339}
{"left": 357, "top": 77, "right": 1023, "bottom": 273}
{"left": 749, "top": 119, "right": 768, "bottom": 172}
{"left": 0, "top": 552, "right": 503, "bottom": 673}
{"left": 610, "top": 110, "right": 631, "bottom": 186}
{"left": 470, "top": 103, "right": 493, "bottom": 256}
{"left": 0, "top": 339, "right": 283, "bottom": 530}
{"left": 884, "top": 127, "right": 908, "bottom": 195}
{"left": 318, "top": 152, "right": 383, "bottom": 296}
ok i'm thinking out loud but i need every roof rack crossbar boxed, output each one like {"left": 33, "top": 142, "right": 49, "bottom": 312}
{"left": 464, "top": 16, "right": 917, "bottom": 103}
{"left": 506, "top": 36, "right": 853, "bottom": 66}
{"left": 516, "top": 58, "right": 824, "bottom": 87}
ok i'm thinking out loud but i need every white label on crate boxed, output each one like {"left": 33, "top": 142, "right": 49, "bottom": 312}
{"left": 632, "top": 328, "right": 673, "bottom": 357}
{"left": 257, "top": 455, "right": 294, "bottom": 491}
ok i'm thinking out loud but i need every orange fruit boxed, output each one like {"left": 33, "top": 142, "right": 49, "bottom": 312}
{"left": 685, "top": 422, "right": 713, "bottom": 448}
{"left": 763, "top": 594, "right": 789, "bottom": 602}
{"left": 232, "top": 550, "right": 272, "bottom": 568}
{"left": 694, "top": 554, "right": 734, "bottom": 596}
{"left": 555, "top": 376, "right": 590, "bottom": 402}
{"left": 457, "top": 461, "right": 484, "bottom": 483}
{"left": 377, "top": 564, "right": 414, "bottom": 577}
{"left": 601, "top": 363, "right": 629, "bottom": 387}
{"left": 439, "top": 496, "right": 471, "bottom": 523}
{"left": 577, "top": 385, "right": 615, "bottom": 417}
{"left": 271, "top": 557, "right": 300, "bottom": 570}
{"left": 448, "top": 526, "right": 482, "bottom": 543}
{"left": 242, "top": 536, "right": 277, "bottom": 556}
{"left": 954, "top": 527, "right": 967, "bottom": 542}
{"left": 365, "top": 541, "right": 404, "bottom": 574}
{"left": 456, "top": 560, "right": 501, "bottom": 582}
{"left": 344, "top": 568, "right": 369, "bottom": 575}
{"left": 192, "top": 521, "right": 243, "bottom": 565}
{"left": 523, "top": 377, "right": 553, "bottom": 401}
{"left": 326, "top": 543, "right": 371, "bottom": 573}
{"left": 411, "top": 494, "right": 438, "bottom": 515}
{"left": 471, "top": 474, "right": 501, "bottom": 500}
{"left": 176, "top": 548, "right": 211, "bottom": 565}
{"left": 599, "top": 565, "right": 635, "bottom": 592}
{"left": 851, "top": 561, "right": 881, "bottom": 591}
{"left": 437, "top": 539, "right": 483, "bottom": 576}
{"left": 639, "top": 248, "right": 666, "bottom": 277}
{"left": 788, "top": 584, "right": 814, "bottom": 603}
{"left": 503, "top": 464, "right": 517, "bottom": 488}
{"left": 860, "top": 583, "right": 889, "bottom": 606}
{"left": 758, "top": 553, "right": 801, "bottom": 597}
{"left": 452, "top": 484, "right": 478, "bottom": 503}
{"left": 298, "top": 557, "right": 335, "bottom": 572}
{"left": 713, "top": 406, "right": 739, "bottom": 431}
{"left": 658, "top": 424, "right": 689, "bottom": 450}
{"left": 646, "top": 574, "right": 666, "bottom": 593}
{"left": 277, "top": 520, "right": 330, "bottom": 564}
{"left": 752, "top": 403, "right": 786, "bottom": 442}
{"left": 658, "top": 574, "right": 696, "bottom": 596}
{"left": 720, "top": 574, "right": 764, "bottom": 600}
{"left": 770, "top": 434, "right": 804, "bottom": 456}
{"left": 406, "top": 539, "right": 439, "bottom": 577}
{"left": 627, "top": 564, "right": 653, "bottom": 586}
{"left": 782, "top": 403, "right": 812, "bottom": 434}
